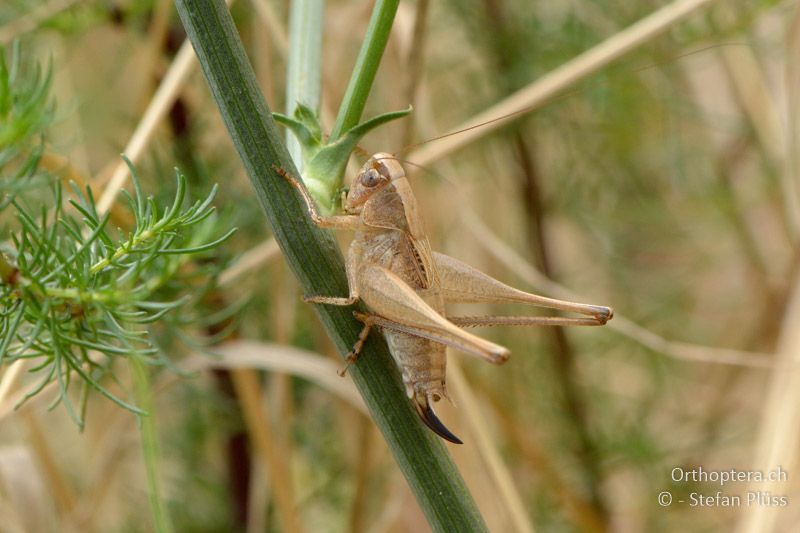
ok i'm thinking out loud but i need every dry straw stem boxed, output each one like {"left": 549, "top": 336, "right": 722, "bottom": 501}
{"left": 719, "top": 42, "right": 784, "bottom": 165}
{"left": 738, "top": 9, "right": 800, "bottom": 532}
{"left": 139, "top": 0, "right": 172, "bottom": 111}
{"left": 738, "top": 273, "right": 800, "bottom": 533}
{"left": 348, "top": 418, "right": 375, "bottom": 533}
{"left": 448, "top": 360, "right": 534, "bottom": 533}
{"left": 250, "top": 0, "right": 289, "bottom": 58}
{"left": 408, "top": 0, "right": 719, "bottom": 166}
{"left": 247, "top": 460, "right": 269, "bottom": 533}
{"left": 784, "top": 5, "right": 800, "bottom": 244}
{"left": 92, "top": 0, "right": 298, "bottom": 217}
{"left": 0, "top": 342, "right": 367, "bottom": 423}
{"left": 0, "top": 360, "right": 26, "bottom": 409}
{"left": 396, "top": 0, "right": 430, "bottom": 148}
{"left": 95, "top": 0, "right": 235, "bottom": 215}
{"left": 218, "top": 237, "right": 281, "bottom": 286}
{"left": 230, "top": 368, "right": 303, "bottom": 533}
{"left": 94, "top": 37, "right": 197, "bottom": 214}
{"left": 716, "top": 31, "right": 800, "bottom": 241}
{"left": 183, "top": 340, "right": 366, "bottom": 412}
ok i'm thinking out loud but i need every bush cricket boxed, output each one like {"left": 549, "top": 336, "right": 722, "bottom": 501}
{"left": 276, "top": 152, "right": 613, "bottom": 444}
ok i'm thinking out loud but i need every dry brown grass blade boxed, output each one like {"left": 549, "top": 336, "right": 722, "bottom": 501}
{"left": 266, "top": 259, "right": 300, "bottom": 532}
{"left": 0, "top": 360, "right": 27, "bottom": 417}
{"left": 95, "top": 39, "right": 199, "bottom": 214}
{"left": 737, "top": 273, "right": 800, "bottom": 533}
{"left": 719, "top": 45, "right": 784, "bottom": 165}
{"left": 448, "top": 360, "right": 535, "bottom": 533}
{"left": 219, "top": 238, "right": 281, "bottom": 287}
{"left": 460, "top": 208, "right": 775, "bottom": 368}
{"left": 137, "top": 0, "right": 173, "bottom": 108}
{"left": 182, "top": 340, "right": 367, "bottom": 413}
{"left": 250, "top": 0, "right": 289, "bottom": 58}
{"left": 408, "top": 0, "right": 719, "bottom": 167}
{"left": 785, "top": 4, "right": 800, "bottom": 245}
{"left": 349, "top": 418, "right": 375, "bottom": 533}
{"left": 396, "top": 0, "right": 430, "bottom": 148}
{"left": 1, "top": 341, "right": 366, "bottom": 425}
{"left": 231, "top": 368, "right": 304, "bottom": 533}
{"left": 717, "top": 35, "right": 800, "bottom": 240}
{"left": 737, "top": 8, "right": 800, "bottom": 532}
{"left": 246, "top": 457, "right": 269, "bottom": 533}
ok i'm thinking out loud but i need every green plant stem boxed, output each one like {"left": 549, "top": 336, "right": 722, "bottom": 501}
{"left": 130, "top": 355, "right": 173, "bottom": 533}
{"left": 90, "top": 231, "right": 154, "bottom": 274}
{"left": 329, "top": 0, "right": 400, "bottom": 141}
{"left": 285, "top": 0, "right": 323, "bottom": 169}
{"left": 174, "top": 2, "right": 487, "bottom": 531}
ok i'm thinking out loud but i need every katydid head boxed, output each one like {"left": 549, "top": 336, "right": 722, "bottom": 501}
{"left": 344, "top": 152, "right": 404, "bottom": 213}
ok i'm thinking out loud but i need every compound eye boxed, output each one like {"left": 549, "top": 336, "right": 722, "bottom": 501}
{"left": 360, "top": 168, "right": 381, "bottom": 187}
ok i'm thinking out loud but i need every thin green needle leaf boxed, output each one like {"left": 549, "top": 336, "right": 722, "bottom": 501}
{"left": 159, "top": 227, "right": 237, "bottom": 254}
{"left": 159, "top": 172, "right": 187, "bottom": 226}
{"left": 62, "top": 351, "right": 147, "bottom": 415}
{"left": 0, "top": 304, "right": 24, "bottom": 363}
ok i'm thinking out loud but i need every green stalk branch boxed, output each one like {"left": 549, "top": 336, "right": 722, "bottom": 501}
{"left": 329, "top": 0, "right": 400, "bottom": 140}
{"left": 131, "top": 355, "right": 174, "bottom": 533}
{"left": 174, "top": 1, "right": 486, "bottom": 531}
{"left": 285, "top": 0, "right": 323, "bottom": 169}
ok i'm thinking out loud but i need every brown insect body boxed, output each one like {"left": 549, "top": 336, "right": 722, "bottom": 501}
{"left": 279, "top": 152, "right": 612, "bottom": 444}
{"left": 348, "top": 155, "right": 456, "bottom": 441}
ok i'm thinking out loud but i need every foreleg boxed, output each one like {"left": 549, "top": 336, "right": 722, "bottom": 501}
{"left": 273, "top": 164, "right": 360, "bottom": 230}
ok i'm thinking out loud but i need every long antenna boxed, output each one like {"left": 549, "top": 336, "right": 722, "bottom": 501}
{"left": 395, "top": 43, "right": 745, "bottom": 158}
{"left": 394, "top": 0, "right": 734, "bottom": 165}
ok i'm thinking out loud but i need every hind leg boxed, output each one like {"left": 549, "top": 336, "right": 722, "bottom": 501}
{"left": 338, "top": 312, "right": 376, "bottom": 376}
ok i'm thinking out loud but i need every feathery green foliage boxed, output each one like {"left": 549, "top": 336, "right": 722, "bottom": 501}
{"left": 0, "top": 166, "right": 234, "bottom": 422}
{"left": 0, "top": 41, "right": 53, "bottom": 208}
{"left": 0, "top": 45, "right": 235, "bottom": 426}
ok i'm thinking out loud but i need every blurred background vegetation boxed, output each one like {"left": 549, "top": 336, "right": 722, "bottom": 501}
{"left": 1, "top": 0, "right": 799, "bottom": 531}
